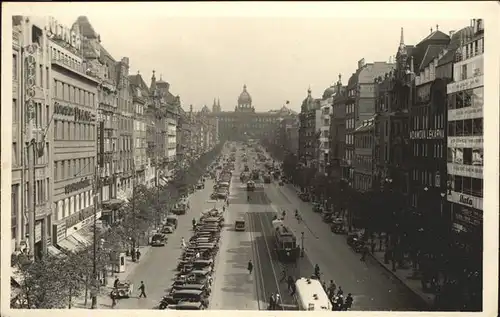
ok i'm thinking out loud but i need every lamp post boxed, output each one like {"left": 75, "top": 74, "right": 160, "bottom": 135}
{"left": 300, "top": 232, "right": 305, "bottom": 257}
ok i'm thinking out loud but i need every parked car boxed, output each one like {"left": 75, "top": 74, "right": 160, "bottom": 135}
{"left": 151, "top": 233, "right": 167, "bottom": 246}
{"left": 195, "top": 182, "right": 205, "bottom": 189}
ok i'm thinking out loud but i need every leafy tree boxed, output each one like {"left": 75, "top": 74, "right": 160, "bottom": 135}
{"left": 12, "top": 253, "right": 68, "bottom": 308}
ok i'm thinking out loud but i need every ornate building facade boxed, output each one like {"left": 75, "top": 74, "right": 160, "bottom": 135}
{"left": 208, "top": 85, "right": 296, "bottom": 141}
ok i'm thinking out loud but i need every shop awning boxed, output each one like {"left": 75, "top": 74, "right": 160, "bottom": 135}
{"left": 57, "top": 235, "right": 85, "bottom": 253}
{"left": 47, "top": 245, "right": 64, "bottom": 257}
{"left": 72, "top": 231, "right": 92, "bottom": 248}
{"left": 77, "top": 224, "right": 99, "bottom": 245}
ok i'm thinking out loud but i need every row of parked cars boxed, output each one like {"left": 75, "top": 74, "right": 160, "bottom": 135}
{"left": 158, "top": 206, "right": 225, "bottom": 310}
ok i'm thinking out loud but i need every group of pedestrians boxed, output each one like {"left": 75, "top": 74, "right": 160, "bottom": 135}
{"left": 324, "top": 280, "right": 353, "bottom": 311}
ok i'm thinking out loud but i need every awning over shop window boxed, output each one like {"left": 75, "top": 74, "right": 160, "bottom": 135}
{"left": 72, "top": 231, "right": 92, "bottom": 248}
{"left": 57, "top": 235, "right": 85, "bottom": 253}
{"left": 47, "top": 245, "right": 64, "bottom": 257}
{"left": 78, "top": 224, "right": 99, "bottom": 244}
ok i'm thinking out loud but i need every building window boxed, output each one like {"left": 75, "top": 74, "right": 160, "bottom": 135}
{"left": 13, "top": 99, "right": 18, "bottom": 123}
{"left": 11, "top": 184, "right": 19, "bottom": 239}
{"left": 12, "top": 142, "right": 18, "bottom": 167}
{"left": 13, "top": 54, "right": 17, "bottom": 80}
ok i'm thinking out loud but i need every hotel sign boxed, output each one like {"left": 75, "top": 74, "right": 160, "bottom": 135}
{"left": 410, "top": 129, "right": 445, "bottom": 140}
{"left": 447, "top": 190, "right": 482, "bottom": 210}
{"left": 447, "top": 75, "right": 483, "bottom": 94}
{"left": 54, "top": 102, "right": 95, "bottom": 122}
{"left": 448, "top": 136, "right": 483, "bottom": 148}
{"left": 47, "top": 17, "right": 82, "bottom": 51}
{"left": 447, "top": 163, "right": 483, "bottom": 179}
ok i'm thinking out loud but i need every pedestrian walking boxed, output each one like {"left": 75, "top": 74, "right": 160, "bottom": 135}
{"left": 337, "top": 286, "right": 344, "bottom": 297}
{"left": 196, "top": 252, "right": 200, "bottom": 259}
{"left": 113, "top": 276, "right": 120, "bottom": 288}
{"left": 360, "top": 245, "right": 368, "bottom": 261}
{"left": 110, "top": 291, "right": 117, "bottom": 308}
{"left": 247, "top": 259, "right": 253, "bottom": 274}
{"left": 181, "top": 237, "right": 186, "bottom": 249}
{"left": 290, "top": 282, "right": 296, "bottom": 296}
{"left": 344, "top": 293, "right": 353, "bottom": 310}
{"left": 328, "top": 280, "right": 336, "bottom": 298}
{"left": 138, "top": 281, "right": 147, "bottom": 298}
{"left": 269, "top": 293, "right": 276, "bottom": 310}
{"left": 279, "top": 268, "right": 287, "bottom": 282}
{"left": 136, "top": 249, "right": 141, "bottom": 261}
{"left": 275, "top": 293, "right": 281, "bottom": 309}
{"left": 287, "top": 276, "right": 294, "bottom": 292}
{"left": 322, "top": 281, "right": 327, "bottom": 291}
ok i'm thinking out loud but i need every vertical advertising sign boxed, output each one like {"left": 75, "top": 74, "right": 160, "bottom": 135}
{"left": 25, "top": 44, "right": 38, "bottom": 140}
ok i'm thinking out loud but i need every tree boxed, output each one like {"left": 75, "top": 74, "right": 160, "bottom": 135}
{"left": 12, "top": 253, "right": 69, "bottom": 308}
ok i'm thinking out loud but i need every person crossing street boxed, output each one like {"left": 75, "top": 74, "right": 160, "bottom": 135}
{"left": 138, "top": 281, "right": 147, "bottom": 298}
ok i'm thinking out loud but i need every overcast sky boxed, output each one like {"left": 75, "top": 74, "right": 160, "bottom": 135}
{"left": 6, "top": 2, "right": 492, "bottom": 112}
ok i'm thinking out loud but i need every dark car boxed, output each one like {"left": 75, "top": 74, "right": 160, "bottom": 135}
{"left": 151, "top": 233, "right": 167, "bottom": 246}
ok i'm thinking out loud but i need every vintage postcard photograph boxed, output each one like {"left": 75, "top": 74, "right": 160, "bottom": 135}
{"left": 1, "top": 2, "right": 498, "bottom": 317}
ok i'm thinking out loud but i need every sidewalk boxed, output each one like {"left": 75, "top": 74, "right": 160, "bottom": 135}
{"left": 366, "top": 239, "right": 438, "bottom": 308}
{"left": 73, "top": 245, "right": 152, "bottom": 309}
{"left": 287, "top": 181, "right": 438, "bottom": 309}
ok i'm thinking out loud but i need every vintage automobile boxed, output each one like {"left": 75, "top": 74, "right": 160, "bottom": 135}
{"left": 159, "top": 289, "right": 208, "bottom": 309}
{"left": 330, "top": 218, "right": 345, "bottom": 234}
{"left": 312, "top": 203, "right": 323, "bottom": 213}
{"left": 166, "top": 301, "right": 205, "bottom": 310}
{"left": 161, "top": 225, "right": 174, "bottom": 234}
{"left": 151, "top": 233, "right": 167, "bottom": 246}
{"left": 166, "top": 215, "right": 179, "bottom": 229}
{"left": 278, "top": 180, "right": 284, "bottom": 186}
{"left": 235, "top": 218, "right": 246, "bottom": 231}
{"left": 110, "top": 281, "right": 133, "bottom": 298}
{"left": 195, "top": 181, "right": 205, "bottom": 189}
{"left": 172, "top": 201, "right": 189, "bottom": 215}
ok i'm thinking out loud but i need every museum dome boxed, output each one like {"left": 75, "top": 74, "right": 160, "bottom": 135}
{"left": 238, "top": 84, "right": 252, "bottom": 105}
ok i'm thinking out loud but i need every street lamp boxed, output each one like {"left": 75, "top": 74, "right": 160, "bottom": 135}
{"left": 300, "top": 232, "right": 305, "bottom": 257}
{"left": 440, "top": 192, "right": 446, "bottom": 218}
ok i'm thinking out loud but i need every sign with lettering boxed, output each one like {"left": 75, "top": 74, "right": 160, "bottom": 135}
{"left": 447, "top": 190, "right": 482, "bottom": 210}
{"left": 454, "top": 205, "right": 482, "bottom": 229}
{"left": 54, "top": 102, "right": 95, "bottom": 122}
{"left": 448, "top": 106, "right": 483, "bottom": 121}
{"left": 410, "top": 129, "right": 445, "bottom": 140}
{"left": 24, "top": 44, "right": 38, "bottom": 131}
{"left": 64, "top": 178, "right": 91, "bottom": 195}
{"left": 53, "top": 221, "right": 67, "bottom": 244}
{"left": 448, "top": 136, "right": 483, "bottom": 148}
{"left": 447, "top": 75, "right": 483, "bottom": 94}
{"left": 46, "top": 17, "right": 82, "bottom": 51}
{"left": 447, "top": 163, "right": 483, "bottom": 179}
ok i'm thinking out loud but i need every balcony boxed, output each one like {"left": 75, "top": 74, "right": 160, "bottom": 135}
{"left": 51, "top": 56, "right": 100, "bottom": 84}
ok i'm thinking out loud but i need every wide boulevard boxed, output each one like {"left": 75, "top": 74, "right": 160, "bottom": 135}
{"left": 210, "top": 147, "right": 427, "bottom": 311}
{"left": 114, "top": 178, "right": 222, "bottom": 309}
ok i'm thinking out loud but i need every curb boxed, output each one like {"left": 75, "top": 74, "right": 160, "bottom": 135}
{"left": 366, "top": 251, "right": 434, "bottom": 309}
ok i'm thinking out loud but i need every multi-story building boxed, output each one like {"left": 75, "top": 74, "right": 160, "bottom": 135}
{"left": 446, "top": 19, "right": 483, "bottom": 300}
{"left": 49, "top": 17, "right": 101, "bottom": 253}
{"left": 11, "top": 17, "right": 54, "bottom": 256}
{"left": 149, "top": 73, "right": 179, "bottom": 176}
{"left": 176, "top": 105, "right": 193, "bottom": 170}
{"left": 12, "top": 20, "right": 22, "bottom": 253}
{"left": 73, "top": 16, "right": 123, "bottom": 223}
{"left": 408, "top": 27, "right": 473, "bottom": 249}
{"left": 345, "top": 59, "right": 395, "bottom": 191}
{"left": 129, "top": 72, "right": 149, "bottom": 185}
{"left": 353, "top": 117, "right": 376, "bottom": 192}
{"left": 328, "top": 76, "right": 347, "bottom": 190}
{"left": 299, "top": 88, "right": 321, "bottom": 168}
{"left": 209, "top": 85, "right": 295, "bottom": 141}
{"left": 318, "top": 86, "right": 334, "bottom": 174}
